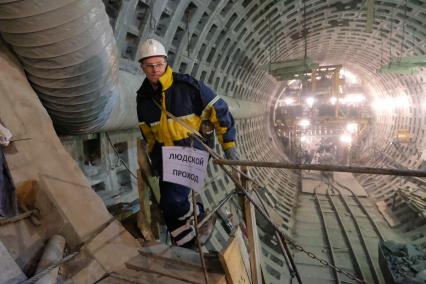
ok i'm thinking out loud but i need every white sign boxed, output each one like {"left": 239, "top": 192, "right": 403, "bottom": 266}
{"left": 162, "top": 146, "right": 209, "bottom": 192}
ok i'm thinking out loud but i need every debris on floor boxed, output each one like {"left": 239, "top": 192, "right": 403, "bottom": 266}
{"left": 379, "top": 240, "right": 426, "bottom": 284}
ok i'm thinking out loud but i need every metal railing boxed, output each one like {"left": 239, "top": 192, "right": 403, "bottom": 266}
{"left": 195, "top": 143, "right": 425, "bottom": 283}
{"left": 151, "top": 110, "right": 426, "bottom": 283}
{"left": 213, "top": 159, "right": 426, "bottom": 177}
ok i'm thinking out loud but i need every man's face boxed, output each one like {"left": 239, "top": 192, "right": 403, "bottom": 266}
{"left": 140, "top": 56, "right": 167, "bottom": 85}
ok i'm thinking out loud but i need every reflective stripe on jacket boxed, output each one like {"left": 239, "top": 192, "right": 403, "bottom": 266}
{"left": 136, "top": 66, "right": 236, "bottom": 171}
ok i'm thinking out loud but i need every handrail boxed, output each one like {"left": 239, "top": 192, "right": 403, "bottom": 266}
{"left": 186, "top": 134, "right": 303, "bottom": 283}
{"left": 149, "top": 109, "right": 300, "bottom": 281}
{"left": 214, "top": 159, "right": 426, "bottom": 177}
{"left": 149, "top": 110, "right": 373, "bottom": 283}
{"left": 138, "top": 97, "right": 400, "bottom": 283}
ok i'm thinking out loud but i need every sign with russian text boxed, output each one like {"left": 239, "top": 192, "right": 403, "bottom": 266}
{"left": 162, "top": 146, "right": 209, "bottom": 192}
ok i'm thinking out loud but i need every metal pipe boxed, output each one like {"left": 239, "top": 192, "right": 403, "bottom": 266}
{"left": 275, "top": 231, "right": 298, "bottom": 280}
{"left": 23, "top": 252, "right": 79, "bottom": 284}
{"left": 197, "top": 191, "right": 236, "bottom": 229}
{"left": 192, "top": 191, "right": 209, "bottom": 284}
{"left": 214, "top": 159, "right": 426, "bottom": 177}
{"left": 252, "top": 190, "right": 302, "bottom": 283}
{"left": 34, "top": 234, "right": 66, "bottom": 284}
{"left": 191, "top": 135, "right": 303, "bottom": 282}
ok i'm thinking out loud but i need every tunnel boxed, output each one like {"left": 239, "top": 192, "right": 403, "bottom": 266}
{"left": 0, "top": 0, "right": 425, "bottom": 283}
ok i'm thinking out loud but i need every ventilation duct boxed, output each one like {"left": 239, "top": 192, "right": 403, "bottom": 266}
{"left": 0, "top": 0, "right": 140, "bottom": 134}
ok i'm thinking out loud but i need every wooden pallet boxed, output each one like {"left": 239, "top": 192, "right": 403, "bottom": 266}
{"left": 121, "top": 242, "right": 226, "bottom": 284}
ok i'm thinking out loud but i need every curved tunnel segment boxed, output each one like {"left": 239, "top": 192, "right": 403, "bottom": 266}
{"left": 0, "top": 0, "right": 425, "bottom": 283}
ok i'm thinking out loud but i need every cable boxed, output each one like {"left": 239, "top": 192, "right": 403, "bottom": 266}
{"left": 268, "top": 17, "right": 272, "bottom": 67}
{"left": 186, "top": 9, "right": 191, "bottom": 58}
{"left": 185, "top": 132, "right": 303, "bottom": 282}
{"left": 400, "top": 0, "right": 408, "bottom": 60}
{"left": 105, "top": 132, "right": 138, "bottom": 180}
{"left": 303, "top": 0, "right": 308, "bottom": 69}
{"left": 389, "top": 7, "right": 393, "bottom": 63}
{"left": 380, "top": 29, "right": 384, "bottom": 66}
{"left": 21, "top": 252, "right": 79, "bottom": 284}
{"left": 252, "top": 188, "right": 298, "bottom": 279}
{"left": 197, "top": 190, "right": 237, "bottom": 228}
{"left": 148, "top": 4, "right": 156, "bottom": 36}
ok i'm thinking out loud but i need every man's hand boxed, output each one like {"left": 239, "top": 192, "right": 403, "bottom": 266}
{"left": 224, "top": 147, "right": 239, "bottom": 160}
{"left": 224, "top": 147, "right": 241, "bottom": 185}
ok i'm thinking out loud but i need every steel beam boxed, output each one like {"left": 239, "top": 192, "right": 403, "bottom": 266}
{"left": 214, "top": 159, "right": 426, "bottom": 177}
{"left": 366, "top": 0, "right": 375, "bottom": 32}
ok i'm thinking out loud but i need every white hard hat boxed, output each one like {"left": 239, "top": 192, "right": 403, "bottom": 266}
{"left": 137, "top": 39, "right": 167, "bottom": 62}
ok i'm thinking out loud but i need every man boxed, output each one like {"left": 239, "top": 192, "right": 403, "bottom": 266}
{"left": 136, "top": 39, "right": 238, "bottom": 248}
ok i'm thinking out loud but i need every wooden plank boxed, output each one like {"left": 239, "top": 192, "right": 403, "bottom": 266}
{"left": 376, "top": 200, "right": 400, "bottom": 227}
{"left": 125, "top": 257, "right": 204, "bottom": 284}
{"left": 234, "top": 227, "right": 251, "bottom": 283}
{"left": 97, "top": 270, "right": 188, "bottom": 284}
{"left": 126, "top": 249, "right": 226, "bottom": 284}
{"left": 139, "top": 242, "right": 202, "bottom": 267}
{"left": 241, "top": 167, "right": 262, "bottom": 284}
{"left": 219, "top": 227, "right": 251, "bottom": 284}
{"left": 244, "top": 200, "right": 262, "bottom": 284}
{"left": 15, "top": 180, "right": 37, "bottom": 209}
{"left": 136, "top": 170, "right": 155, "bottom": 241}
{"left": 136, "top": 139, "right": 162, "bottom": 240}
{"left": 139, "top": 242, "right": 226, "bottom": 283}
{"left": 11, "top": 179, "right": 41, "bottom": 226}
{"left": 136, "top": 139, "right": 160, "bottom": 202}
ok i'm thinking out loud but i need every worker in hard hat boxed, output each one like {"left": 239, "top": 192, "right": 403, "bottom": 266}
{"left": 136, "top": 38, "right": 238, "bottom": 248}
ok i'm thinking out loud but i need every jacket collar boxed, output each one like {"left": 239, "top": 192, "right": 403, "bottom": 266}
{"left": 137, "top": 65, "right": 174, "bottom": 98}
{"left": 159, "top": 65, "right": 173, "bottom": 91}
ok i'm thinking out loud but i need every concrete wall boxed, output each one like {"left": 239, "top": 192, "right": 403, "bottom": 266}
{"left": 0, "top": 39, "right": 140, "bottom": 281}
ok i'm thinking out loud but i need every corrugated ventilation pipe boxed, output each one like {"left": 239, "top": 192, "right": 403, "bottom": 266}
{"left": 0, "top": 0, "right": 140, "bottom": 134}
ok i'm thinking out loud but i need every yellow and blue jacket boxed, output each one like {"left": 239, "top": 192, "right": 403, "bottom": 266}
{"left": 136, "top": 66, "right": 236, "bottom": 172}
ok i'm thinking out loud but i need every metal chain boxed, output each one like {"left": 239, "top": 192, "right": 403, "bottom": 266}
{"left": 240, "top": 185, "right": 367, "bottom": 283}
{"left": 285, "top": 240, "right": 367, "bottom": 283}
{"left": 239, "top": 184, "right": 367, "bottom": 284}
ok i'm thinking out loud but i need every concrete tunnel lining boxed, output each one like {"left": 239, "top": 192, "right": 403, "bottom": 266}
{"left": 0, "top": 0, "right": 425, "bottom": 282}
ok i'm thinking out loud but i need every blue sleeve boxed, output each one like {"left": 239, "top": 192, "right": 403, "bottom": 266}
{"left": 199, "top": 81, "right": 237, "bottom": 150}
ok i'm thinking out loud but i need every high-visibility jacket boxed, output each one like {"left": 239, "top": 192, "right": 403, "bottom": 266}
{"left": 136, "top": 65, "right": 236, "bottom": 172}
